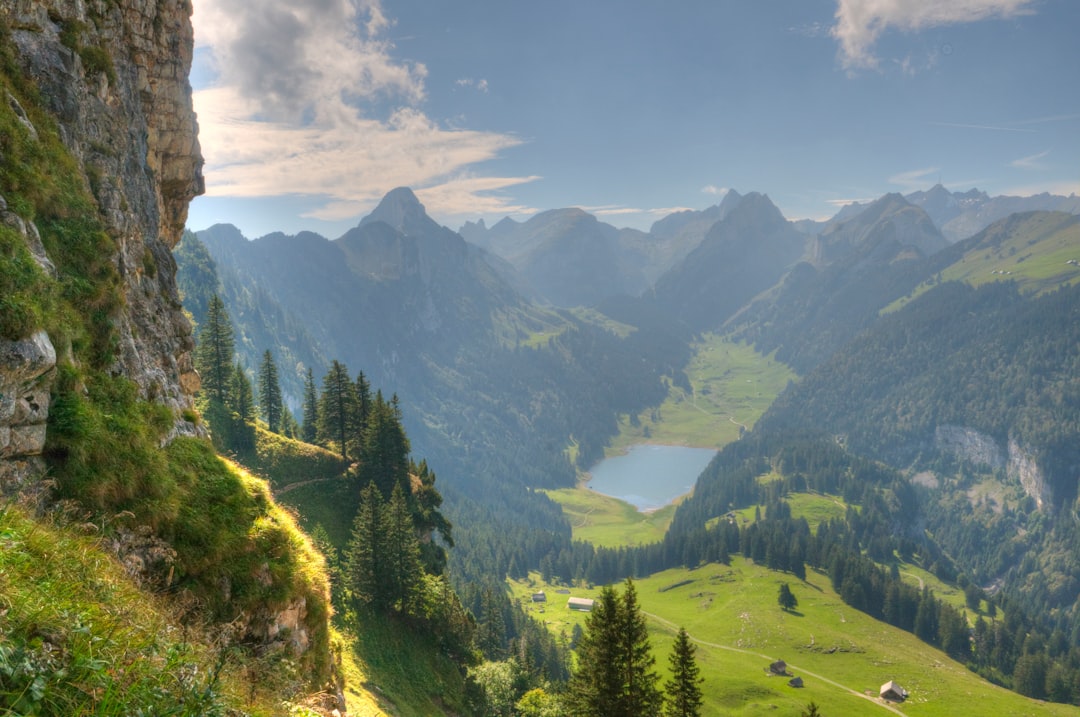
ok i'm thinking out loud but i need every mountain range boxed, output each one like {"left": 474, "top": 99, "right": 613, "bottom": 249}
{"left": 176, "top": 181, "right": 1080, "bottom": 707}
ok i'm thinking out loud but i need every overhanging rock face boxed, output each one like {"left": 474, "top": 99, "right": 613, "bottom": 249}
{"left": 1, "top": 0, "right": 204, "bottom": 421}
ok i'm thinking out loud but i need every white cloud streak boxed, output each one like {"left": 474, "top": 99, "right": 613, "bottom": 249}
{"left": 888, "top": 166, "right": 940, "bottom": 189}
{"left": 832, "top": 0, "right": 1037, "bottom": 71}
{"left": 191, "top": 0, "right": 535, "bottom": 219}
{"left": 1009, "top": 150, "right": 1049, "bottom": 170}
{"left": 701, "top": 185, "right": 729, "bottom": 196}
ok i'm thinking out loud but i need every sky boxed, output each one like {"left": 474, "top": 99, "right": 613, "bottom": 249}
{"left": 186, "top": 0, "right": 1080, "bottom": 239}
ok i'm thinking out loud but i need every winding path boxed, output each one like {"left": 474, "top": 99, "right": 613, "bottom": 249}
{"left": 642, "top": 611, "right": 906, "bottom": 715}
{"left": 273, "top": 476, "right": 338, "bottom": 497}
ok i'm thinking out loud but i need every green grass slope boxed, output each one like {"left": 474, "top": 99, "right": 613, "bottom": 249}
{"left": 511, "top": 559, "right": 1075, "bottom": 716}
{"left": 887, "top": 211, "right": 1080, "bottom": 313}
{"left": 541, "top": 487, "right": 680, "bottom": 547}
{"left": 610, "top": 334, "right": 795, "bottom": 451}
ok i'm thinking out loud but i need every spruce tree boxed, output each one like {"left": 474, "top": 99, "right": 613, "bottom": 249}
{"left": 354, "top": 370, "right": 372, "bottom": 438}
{"left": 778, "top": 582, "right": 798, "bottom": 611}
{"left": 257, "top": 349, "right": 284, "bottom": 433}
{"left": 226, "top": 361, "right": 256, "bottom": 452}
{"left": 318, "top": 360, "right": 356, "bottom": 462}
{"left": 195, "top": 294, "right": 235, "bottom": 403}
{"left": 567, "top": 580, "right": 661, "bottom": 717}
{"left": 383, "top": 483, "right": 424, "bottom": 615}
{"left": 567, "top": 586, "right": 624, "bottom": 716}
{"left": 361, "top": 391, "right": 410, "bottom": 498}
{"left": 618, "top": 578, "right": 662, "bottom": 716}
{"left": 344, "top": 482, "right": 383, "bottom": 610}
{"left": 664, "top": 628, "right": 703, "bottom": 717}
{"left": 301, "top": 367, "right": 318, "bottom": 443}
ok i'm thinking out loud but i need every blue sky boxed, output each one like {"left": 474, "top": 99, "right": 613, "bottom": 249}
{"left": 186, "top": 0, "right": 1080, "bottom": 239}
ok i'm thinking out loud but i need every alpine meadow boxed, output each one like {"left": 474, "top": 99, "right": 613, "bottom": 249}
{"left": 3, "top": 1, "right": 1080, "bottom": 716}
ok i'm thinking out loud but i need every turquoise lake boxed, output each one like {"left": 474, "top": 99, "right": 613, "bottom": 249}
{"left": 585, "top": 444, "right": 718, "bottom": 512}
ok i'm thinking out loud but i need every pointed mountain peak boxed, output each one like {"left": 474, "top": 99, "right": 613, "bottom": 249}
{"left": 360, "top": 187, "right": 440, "bottom": 237}
{"left": 729, "top": 192, "right": 786, "bottom": 225}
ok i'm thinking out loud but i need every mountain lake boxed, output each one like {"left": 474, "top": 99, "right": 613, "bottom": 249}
{"left": 585, "top": 444, "right": 718, "bottom": 512}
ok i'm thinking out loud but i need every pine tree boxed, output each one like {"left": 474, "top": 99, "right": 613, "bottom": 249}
{"left": 195, "top": 294, "right": 235, "bottom": 403}
{"left": 778, "top": 582, "right": 798, "bottom": 611}
{"left": 257, "top": 349, "right": 284, "bottom": 433}
{"left": 354, "top": 370, "right": 372, "bottom": 437}
{"left": 567, "top": 580, "right": 661, "bottom": 717}
{"left": 618, "top": 578, "right": 662, "bottom": 716}
{"left": 229, "top": 362, "right": 254, "bottom": 422}
{"left": 383, "top": 482, "right": 424, "bottom": 615}
{"left": 344, "top": 482, "right": 383, "bottom": 610}
{"left": 301, "top": 367, "right": 318, "bottom": 443}
{"left": 226, "top": 361, "right": 255, "bottom": 452}
{"left": 318, "top": 360, "right": 356, "bottom": 462}
{"left": 567, "top": 586, "right": 624, "bottom": 716}
{"left": 361, "top": 391, "right": 410, "bottom": 498}
{"left": 664, "top": 628, "right": 703, "bottom": 717}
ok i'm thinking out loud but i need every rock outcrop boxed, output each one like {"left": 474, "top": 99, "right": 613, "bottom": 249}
{"left": 934, "top": 424, "right": 1052, "bottom": 510}
{"left": 1, "top": 0, "right": 203, "bottom": 418}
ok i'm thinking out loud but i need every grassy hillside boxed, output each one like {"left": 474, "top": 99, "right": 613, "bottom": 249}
{"left": 610, "top": 335, "right": 795, "bottom": 451}
{"left": 232, "top": 430, "right": 471, "bottom": 716}
{"left": 0, "top": 460, "right": 333, "bottom": 716}
{"left": 886, "top": 211, "right": 1080, "bottom": 313}
{"left": 511, "top": 559, "right": 1075, "bottom": 716}
{"left": 541, "top": 486, "right": 680, "bottom": 547}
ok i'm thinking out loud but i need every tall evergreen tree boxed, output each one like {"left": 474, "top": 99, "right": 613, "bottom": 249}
{"left": 383, "top": 483, "right": 424, "bottom": 615}
{"left": 354, "top": 370, "right": 372, "bottom": 438}
{"left": 257, "top": 349, "right": 284, "bottom": 433}
{"left": 618, "top": 579, "right": 662, "bottom": 716}
{"left": 344, "top": 482, "right": 383, "bottom": 610}
{"left": 194, "top": 294, "right": 234, "bottom": 403}
{"left": 318, "top": 360, "right": 356, "bottom": 462}
{"left": 778, "top": 582, "right": 798, "bottom": 611}
{"left": 229, "top": 362, "right": 254, "bottom": 422}
{"left": 567, "top": 587, "right": 624, "bottom": 716}
{"left": 567, "top": 580, "right": 661, "bottom": 717}
{"left": 361, "top": 391, "right": 410, "bottom": 497}
{"left": 663, "top": 628, "right": 703, "bottom": 717}
{"left": 301, "top": 367, "right": 318, "bottom": 443}
{"left": 226, "top": 361, "right": 256, "bottom": 452}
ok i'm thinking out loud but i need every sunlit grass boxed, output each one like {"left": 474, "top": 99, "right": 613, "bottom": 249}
{"left": 542, "top": 487, "right": 678, "bottom": 547}
{"left": 510, "top": 559, "right": 1076, "bottom": 717}
{"left": 609, "top": 335, "right": 795, "bottom": 451}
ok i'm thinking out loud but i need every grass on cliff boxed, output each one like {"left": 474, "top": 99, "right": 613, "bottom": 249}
{"left": 0, "top": 502, "right": 333, "bottom": 716}
{"left": 1, "top": 23, "right": 121, "bottom": 356}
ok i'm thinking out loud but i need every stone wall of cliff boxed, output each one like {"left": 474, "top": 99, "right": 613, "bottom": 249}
{"left": 0, "top": 0, "right": 202, "bottom": 484}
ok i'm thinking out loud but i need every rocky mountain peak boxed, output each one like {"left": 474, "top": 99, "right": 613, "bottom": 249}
{"left": 361, "top": 186, "right": 441, "bottom": 237}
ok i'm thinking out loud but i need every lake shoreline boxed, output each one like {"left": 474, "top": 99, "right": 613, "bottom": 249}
{"left": 584, "top": 443, "right": 718, "bottom": 513}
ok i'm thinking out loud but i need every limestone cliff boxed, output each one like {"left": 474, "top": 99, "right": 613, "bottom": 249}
{"left": 1, "top": 0, "right": 202, "bottom": 408}
{"left": 934, "top": 424, "right": 1052, "bottom": 510}
{"left": 1, "top": 0, "right": 203, "bottom": 487}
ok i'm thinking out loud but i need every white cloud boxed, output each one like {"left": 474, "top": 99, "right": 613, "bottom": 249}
{"left": 888, "top": 166, "right": 940, "bottom": 189}
{"left": 826, "top": 197, "right": 877, "bottom": 207}
{"left": 191, "top": 0, "right": 533, "bottom": 220}
{"left": 701, "top": 185, "right": 729, "bottom": 196}
{"left": 831, "top": 0, "right": 1037, "bottom": 71}
{"left": 456, "top": 78, "right": 490, "bottom": 93}
{"left": 1009, "top": 150, "right": 1049, "bottom": 170}
{"left": 1001, "top": 180, "right": 1080, "bottom": 197}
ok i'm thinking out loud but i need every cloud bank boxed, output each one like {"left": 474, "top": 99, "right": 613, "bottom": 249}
{"left": 832, "top": 0, "right": 1037, "bottom": 71}
{"left": 191, "top": 0, "right": 535, "bottom": 219}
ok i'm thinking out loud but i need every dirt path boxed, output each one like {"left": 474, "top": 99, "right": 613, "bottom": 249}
{"left": 273, "top": 477, "right": 337, "bottom": 497}
{"left": 642, "top": 611, "right": 907, "bottom": 715}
